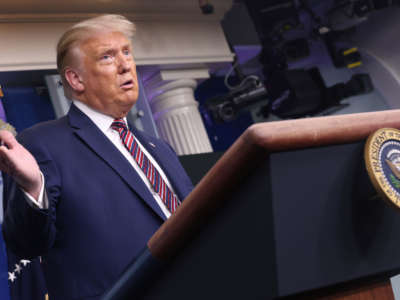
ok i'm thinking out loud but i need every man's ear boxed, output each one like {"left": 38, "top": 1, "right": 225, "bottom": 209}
{"left": 64, "top": 68, "right": 84, "bottom": 93}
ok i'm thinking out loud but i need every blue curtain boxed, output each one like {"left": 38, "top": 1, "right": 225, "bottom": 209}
{"left": 1, "top": 87, "right": 55, "bottom": 133}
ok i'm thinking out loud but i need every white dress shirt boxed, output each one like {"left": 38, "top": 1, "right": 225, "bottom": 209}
{"left": 25, "top": 101, "right": 178, "bottom": 219}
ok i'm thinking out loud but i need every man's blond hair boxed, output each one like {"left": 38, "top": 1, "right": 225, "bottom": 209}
{"left": 56, "top": 14, "right": 136, "bottom": 99}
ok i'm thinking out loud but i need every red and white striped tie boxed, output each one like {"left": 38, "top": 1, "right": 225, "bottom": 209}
{"left": 111, "top": 119, "right": 181, "bottom": 214}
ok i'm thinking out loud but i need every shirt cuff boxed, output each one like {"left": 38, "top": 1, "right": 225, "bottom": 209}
{"left": 22, "top": 172, "right": 49, "bottom": 210}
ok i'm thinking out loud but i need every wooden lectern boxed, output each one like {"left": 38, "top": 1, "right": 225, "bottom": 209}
{"left": 102, "top": 110, "right": 400, "bottom": 300}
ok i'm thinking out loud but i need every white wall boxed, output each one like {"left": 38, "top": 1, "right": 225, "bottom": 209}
{"left": 0, "top": 15, "right": 233, "bottom": 71}
{"left": 0, "top": 22, "right": 67, "bottom": 71}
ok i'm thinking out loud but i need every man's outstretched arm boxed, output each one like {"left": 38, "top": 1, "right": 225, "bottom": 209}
{"left": 0, "top": 130, "right": 42, "bottom": 200}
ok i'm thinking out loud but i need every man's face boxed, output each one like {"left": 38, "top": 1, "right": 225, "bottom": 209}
{"left": 77, "top": 31, "right": 139, "bottom": 118}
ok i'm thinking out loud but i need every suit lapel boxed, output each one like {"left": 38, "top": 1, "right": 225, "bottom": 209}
{"left": 68, "top": 104, "right": 167, "bottom": 221}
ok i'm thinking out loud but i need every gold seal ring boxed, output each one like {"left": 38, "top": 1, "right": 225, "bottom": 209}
{"left": 365, "top": 127, "right": 400, "bottom": 210}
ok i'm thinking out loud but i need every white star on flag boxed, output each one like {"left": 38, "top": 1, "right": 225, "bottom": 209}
{"left": 20, "top": 259, "right": 31, "bottom": 266}
{"left": 14, "top": 264, "right": 22, "bottom": 274}
{"left": 8, "top": 272, "right": 16, "bottom": 282}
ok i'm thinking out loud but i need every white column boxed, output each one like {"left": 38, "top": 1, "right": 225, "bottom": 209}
{"left": 145, "top": 73, "right": 213, "bottom": 155}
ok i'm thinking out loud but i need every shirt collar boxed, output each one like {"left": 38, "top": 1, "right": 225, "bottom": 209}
{"left": 73, "top": 100, "right": 128, "bottom": 134}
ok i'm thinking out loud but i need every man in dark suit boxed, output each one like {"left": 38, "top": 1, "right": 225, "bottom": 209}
{"left": 0, "top": 14, "right": 193, "bottom": 300}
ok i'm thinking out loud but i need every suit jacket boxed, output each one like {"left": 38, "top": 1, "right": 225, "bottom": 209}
{"left": 2, "top": 103, "right": 193, "bottom": 300}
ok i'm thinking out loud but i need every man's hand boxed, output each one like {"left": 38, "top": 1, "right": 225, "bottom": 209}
{"left": 0, "top": 130, "right": 42, "bottom": 200}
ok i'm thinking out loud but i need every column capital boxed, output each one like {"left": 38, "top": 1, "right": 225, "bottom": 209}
{"left": 144, "top": 68, "right": 210, "bottom": 101}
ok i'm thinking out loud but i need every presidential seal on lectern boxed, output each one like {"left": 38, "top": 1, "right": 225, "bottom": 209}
{"left": 365, "top": 128, "right": 400, "bottom": 210}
